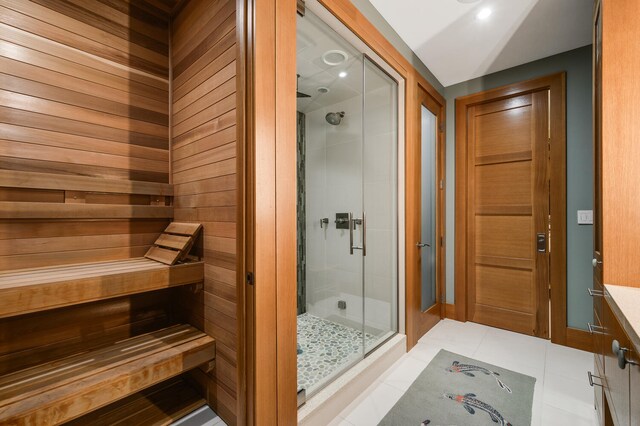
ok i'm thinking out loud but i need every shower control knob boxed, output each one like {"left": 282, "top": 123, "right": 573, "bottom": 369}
{"left": 416, "top": 242, "right": 430, "bottom": 248}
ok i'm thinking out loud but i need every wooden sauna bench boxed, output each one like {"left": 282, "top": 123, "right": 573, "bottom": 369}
{"left": 0, "top": 170, "right": 205, "bottom": 317}
{"left": 0, "top": 324, "right": 215, "bottom": 425}
{"left": 65, "top": 377, "right": 206, "bottom": 426}
{"left": 0, "top": 170, "right": 214, "bottom": 423}
{"left": 0, "top": 257, "right": 204, "bottom": 318}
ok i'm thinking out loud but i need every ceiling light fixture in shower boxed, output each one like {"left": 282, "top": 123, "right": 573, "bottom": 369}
{"left": 338, "top": 71, "right": 348, "bottom": 78}
{"left": 476, "top": 7, "right": 492, "bottom": 20}
{"left": 322, "top": 50, "right": 348, "bottom": 66}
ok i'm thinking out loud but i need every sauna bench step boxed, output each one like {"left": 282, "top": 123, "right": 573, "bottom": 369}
{"left": 65, "top": 377, "right": 206, "bottom": 426}
{"left": 0, "top": 257, "right": 204, "bottom": 318}
{"left": 0, "top": 324, "right": 215, "bottom": 425}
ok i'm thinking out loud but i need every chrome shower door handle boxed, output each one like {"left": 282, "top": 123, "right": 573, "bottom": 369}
{"left": 362, "top": 211, "right": 366, "bottom": 256}
{"left": 349, "top": 212, "right": 365, "bottom": 255}
{"left": 416, "top": 242, "right": 430, "bottom": 248}
{"left": 349, "top": 212, "right": 354, "bottom": 255}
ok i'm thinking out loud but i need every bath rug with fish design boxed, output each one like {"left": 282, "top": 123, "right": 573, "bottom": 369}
{"left": 378, "top": 349, "right": 535, "bottom": 425}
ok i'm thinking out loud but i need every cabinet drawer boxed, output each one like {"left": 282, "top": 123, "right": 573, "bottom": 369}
{"left": 603, "top": 299, "right": 631, "bottom": 426}
{"left": 594, "top": 357, "right": 605, "bottom": 426}
{"left": 594, "top": 307, "right": 605, "bottom": 375}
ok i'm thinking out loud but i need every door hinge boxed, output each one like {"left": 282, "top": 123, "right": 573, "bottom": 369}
{"left": 549, "top": 287, "right": 551, "bottom": 299}
{"left": 439, "top": 179, "right": 444, "bottom": 189}
{"left": 439, "top": 122, "right": 445, "bottom": 132}
{"left": 440, "top": 236, "right": 444, "bottom": 247}
{"left": 246, "top": 272, "right": 254, "bottom": 286}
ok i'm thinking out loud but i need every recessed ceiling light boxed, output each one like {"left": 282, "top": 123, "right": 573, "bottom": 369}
{"left": 322, "top": 50, "right": 348, "bottom": 66}
{"left": 338, "top": 71, "right": 347, "bottom": 78}
{"left": 476, "top": 7, "right": 492, "bottom": 20}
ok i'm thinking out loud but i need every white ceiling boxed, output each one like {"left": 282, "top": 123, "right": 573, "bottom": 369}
{"left": 368, "top": 0, "right": 594, "bottom": 87}
{"left": 297, "top": 11, "right": 363, "bottom": 113}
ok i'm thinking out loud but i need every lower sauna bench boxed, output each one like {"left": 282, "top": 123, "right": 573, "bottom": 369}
{"left": 0, "top": 324, "right": 215, "bottom": 425}
{"left": 66, "top": 377, "right": 206, "bottom": 426}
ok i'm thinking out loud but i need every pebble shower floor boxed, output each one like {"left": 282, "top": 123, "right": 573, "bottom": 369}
{"left": 297, "top": 313, "right": 377, "bottom": 393}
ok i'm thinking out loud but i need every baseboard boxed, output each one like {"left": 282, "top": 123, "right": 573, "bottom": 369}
{"left": 445, "top": 304, "right": 456, "bottom": 320}
{"left": 565, "top": 327, "right": 592, "bottom": 352}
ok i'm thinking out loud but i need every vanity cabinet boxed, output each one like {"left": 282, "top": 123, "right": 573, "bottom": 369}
{"left": 631, "top": 353, "right": 640, "bottom": 426}
{"left": 591, "top": 0, "right": 640, "bottom": 423}
{"left": 602, "top": 299, "right": 631, "bottom": 426}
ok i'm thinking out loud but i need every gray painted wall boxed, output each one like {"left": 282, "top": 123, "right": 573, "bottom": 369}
{"left": 350, "top": 0, "right": 444, "bottom": 94}
{"left": 443, "top": 45, "right": 594, "bottom": 330}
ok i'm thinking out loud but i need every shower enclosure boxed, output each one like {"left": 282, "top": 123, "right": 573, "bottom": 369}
{"left": 296, "top": 6, "right": 399, "bottom": 401}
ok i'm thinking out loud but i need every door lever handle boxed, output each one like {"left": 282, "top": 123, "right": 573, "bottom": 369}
{"left": 416, "top": 242, "right": 430, "bottom": 248}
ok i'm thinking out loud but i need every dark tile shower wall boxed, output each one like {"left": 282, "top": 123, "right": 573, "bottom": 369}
{"left": 297, "top": 111, "right": 306, "bottom": 315}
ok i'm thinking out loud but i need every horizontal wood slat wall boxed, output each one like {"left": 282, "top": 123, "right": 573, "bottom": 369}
{"left": 171, "top": 0, "right": 239, "bottom": 424}
{"left": 0, "top": 0, "right": 174, "bottom": 271}
{"left": 0, "top": 0, "right": 171, "bottom": 182}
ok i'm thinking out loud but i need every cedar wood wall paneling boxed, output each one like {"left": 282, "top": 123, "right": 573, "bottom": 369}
{"left": 0, "top": 0, "right": 173, "bottom": 271}
{"left": 171, "top": 0, "right": 239, "bottom": 424}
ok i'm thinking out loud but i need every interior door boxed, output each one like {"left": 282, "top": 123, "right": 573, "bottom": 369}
{"left": 415, "top": 87, "right": 444, "bottom": 337}
{"left": 467, "top": 91, "right": 550, "bottom": 337}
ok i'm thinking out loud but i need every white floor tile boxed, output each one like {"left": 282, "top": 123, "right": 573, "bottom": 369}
{"left": 330, "top": 320, "right": 598, "bottom": 426}
{"left": 420, "top": 319, "right": 489, "bottom": 348}
{"left": 543, "top": 368, "right": 594, "bottom": 417}
{"left": 473, "top": 327, "right": 547, "bottom": 379}
{"left": 381, "top": 355, "right": 428, "bottom": 392}
{"left": 546, "top": 342, "right": 593, "bottom": 382}
{"left": 410, "top": 338, "right": 478, "bottom": 364}
{"left": 342, "top": 382, "right": 404, "bottom": 426}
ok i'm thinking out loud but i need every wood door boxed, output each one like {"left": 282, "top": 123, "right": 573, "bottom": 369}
{"left": 415, "top": 87, "right": 445, "bottom": 338}
{"left": 466, "top": 91, "right": 550, "bottom": 337}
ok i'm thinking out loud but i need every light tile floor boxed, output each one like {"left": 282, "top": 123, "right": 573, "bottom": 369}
{"left": 329, "top": 319, "right": 597, "bottom": 426}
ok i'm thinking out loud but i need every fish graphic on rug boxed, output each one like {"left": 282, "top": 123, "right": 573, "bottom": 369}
{"left": 446, "top": 361, "right": 512, "bottom": 393}
{"left": 443, "top": 393, "right": 512, "bottom": 426}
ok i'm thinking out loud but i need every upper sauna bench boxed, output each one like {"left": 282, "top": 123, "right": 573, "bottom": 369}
{"left": 0, "top": 170, "right": 204, "bottom": 318}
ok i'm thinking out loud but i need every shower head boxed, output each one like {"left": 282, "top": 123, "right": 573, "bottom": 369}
{"left": 325, "top": 111, "right": 345, "bottom": 125}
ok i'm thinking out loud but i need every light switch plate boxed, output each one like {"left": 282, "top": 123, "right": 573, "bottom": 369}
{"left": 577, "top": 210, "right": 593, "bottom": 225}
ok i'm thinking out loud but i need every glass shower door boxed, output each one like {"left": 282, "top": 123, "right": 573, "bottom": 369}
{"left": 363, "top": 56, "right": 398, "bottom": 354}
{"left": 296, "top": 9, "right": 366, "bottom": 398}
{"left": 296, "top": 7, "right": 399, "bottom": 402}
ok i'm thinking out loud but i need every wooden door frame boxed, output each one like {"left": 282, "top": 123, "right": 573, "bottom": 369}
{"left": 454, "top": 72, "right": 568, "bottom": 345}
{"left": 243, "top": 0, "right": 446, "bottom": 423}
{"left": 409, "top": 85, "right": 447, "bottom": 344}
